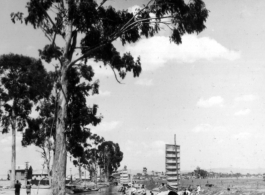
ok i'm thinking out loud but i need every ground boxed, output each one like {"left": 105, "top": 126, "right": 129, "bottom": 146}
{"left": 138, "top": 178, "right": 265, "bottom": 195}
{"left": 0, "top": 178, "right": 265, "bottom": 195}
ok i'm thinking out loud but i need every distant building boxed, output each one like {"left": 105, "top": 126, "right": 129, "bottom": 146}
{"left": 8, "top": 165, "right": 50, "bottom": 182}
{"left": 8, "top": 165, "right": 27, "bottom": 181}
{"left": 143, "top": 167, "right": 147, "bottom": 175}
{"left": 165, "top": 144, "right": 180, "bottom": 188}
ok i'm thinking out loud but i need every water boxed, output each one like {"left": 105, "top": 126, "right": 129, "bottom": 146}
{"left": 77, "top": 186, "right": 120, "bottom": 195}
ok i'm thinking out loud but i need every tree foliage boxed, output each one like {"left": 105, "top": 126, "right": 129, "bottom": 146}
{"left": 98, "top": 141, "right": 123, "bottom": 180}
{"left": 72, "top": 134, "right": 104, "bottom": 179}
{"left": 22, "top": 67, "right": 104, "bottom": 163}
{"left": 27, "top": 166, "right": 33, "bottom": 180}
{"left": 194, "top": 167, "right": 208, "bottom": 178}
{"left": 0, "top": 54, "right": 52, "bottom": 187}
{"left": 0, "top": 54, "right": 52, "bottom": 133}
{"left": 11, "top": 0, "right": 208, "bottom": 194}
{"left": 11, "top": 0, "right": 208, "bottom": 76}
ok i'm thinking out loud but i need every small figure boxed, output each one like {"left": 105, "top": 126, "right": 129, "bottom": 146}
{"left": 26, "top": 181, "right": 32, "bottom": 195}
{"left": 188, "top": 185, "right": 193, "bottom": 192}
{"left": 184, "top": 188, "right": 191, "bottom": 195}
{"left": 196, "top": 185, "right": 201, "bottom": 195}
{"left": 159, "top": 183, "right": 168, "bottom": 192}
{"left": 14, "top": 180, "right": 21, "bottom": 195}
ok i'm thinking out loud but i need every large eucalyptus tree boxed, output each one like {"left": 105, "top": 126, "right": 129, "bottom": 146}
{"left": 11, "top": 0, "right": 208, "bottom": 194}
{"left": 0, "top": 54, "right": 52, "bottom": 187}
{"left": 98, "top": 141, "right": 123, "bottom": 181}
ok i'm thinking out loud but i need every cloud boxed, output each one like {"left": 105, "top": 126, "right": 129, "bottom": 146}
{"left": 234, "top": 109, "right": 250, "bottom": 116}
{"left": 192, "top": 124, "right": 212, "bottom": 133}
{"left": 26, "top": 45, "right": 35, "bottom": 51}
{"left": 235, "top": 95, "right": 258, "bottom": 102}
{"left": 135, "top": 78, "right": 153, "bottom": 86}
{"left": 232, "top": 132, "right": 252, "bottom": 140}
{"left": 82, "top": 59, "right": 113, "bottom": 76}
{"left": 192, "top": 124, "right": 226, "bottom": 133}
{"left": 127, "top": 5, "right": 141, "bottom": 14}
{"left": 0, "top": 137, "right": 10, "bottom": 144}
{"left": 99, "top": 90, "right": 111, "bottom": 96}
{"left": 151, "top": 140, "right": 166, "bottom": 148}
{"left": 0, "top": 134, "right": 23, "bottom": 145}
{"left": 94, "top": 90, "right": 111, "bottom": 97}
{"left": 124, "top": 35, "right": 240, "bottom": 71}
{"left": 0, "top": 133, "right": 24, "bottom": 152}
{"left": 125, "top": 140, "right": 165, "bottom": 156}
{"left": 197, "top": 96, "right": 224, "bottom": 107}
{"left": 96, "top": 121, "right": 121, "bottom": 132}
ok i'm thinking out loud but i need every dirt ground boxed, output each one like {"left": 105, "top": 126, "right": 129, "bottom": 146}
{"left": 138, "top": 178, "right": 265, "bottom": 195}
{"left": 0, "top": 178, "right": 264, "bottom": 195}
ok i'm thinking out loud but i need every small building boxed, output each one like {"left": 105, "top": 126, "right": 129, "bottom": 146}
{"left": 8, "top": 165, "right": 27, "bottom": 181}
{"left": 15, "top": 170, "right": 26, "bottom": 181}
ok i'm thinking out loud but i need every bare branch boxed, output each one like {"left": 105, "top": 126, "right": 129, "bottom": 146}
{"left": 64, "top": 22, "right": 73, "bottom": 58}
{"left": 61, "top": 0, "right": 65, "bottom": 9}
{"left": 108, "top": 65, "right": 124, "bottom": 84}
{"left": 75, "top": 46, "right": 90, "bottom": 49}
{"left": 97, "top": 0, "right": 108, "bottom": 10}
{"left": 36, "top": 2, "right": 57, "bottom": 30}
{"left": 119, "top": 0, "right": 154, "bottom": 33}
{"left": 119, "top": 16, "right": 174, "bottom": 36}
{"left": 42, "top": 29, "right": 52, "bottom": 42}
{"left": 69, "top": 9, "right": 174, "bottom": 70}
{"left": 142, "top": 21, "right": 174, "bottom": 30}
{"left": 69, "top": 42, "right": 109, "bottom": 67}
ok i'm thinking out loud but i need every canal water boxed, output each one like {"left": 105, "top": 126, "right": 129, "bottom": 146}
{"left": 77, "top": 186, "right": 120, "bottom": 195}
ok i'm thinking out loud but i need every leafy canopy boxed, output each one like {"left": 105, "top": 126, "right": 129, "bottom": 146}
{"left": 0, "top": 54, "right": 52, "bottom": 133}
{"left": 22, "top": 66, "right": 104, "bottom": 161}
{"left": 11, "top": 0, "right": 208, "bottom": 81}
{"left": 98, "top": 141, "right": 123, "bottom": 177}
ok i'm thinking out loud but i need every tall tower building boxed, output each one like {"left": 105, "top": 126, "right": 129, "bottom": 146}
{"left": 165, "top": 144, "right": 180, "bottom": 189}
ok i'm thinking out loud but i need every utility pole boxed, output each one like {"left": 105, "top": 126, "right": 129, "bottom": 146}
{"left": 174, "top": 134, "right": 180, "bottom": 185}
{"left": 25, "top": 162, "right": 29, "bottom": 186}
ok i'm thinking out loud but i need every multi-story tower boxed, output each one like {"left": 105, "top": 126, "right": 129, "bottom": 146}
{"left": 165, "top": 144, "right": 180, "bottom": 189}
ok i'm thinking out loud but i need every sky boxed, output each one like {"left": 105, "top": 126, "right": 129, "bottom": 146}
{"left": 1, "top": 0, "right": 265, "bottom": 177}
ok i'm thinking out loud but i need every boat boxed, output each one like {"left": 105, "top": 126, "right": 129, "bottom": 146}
{"left": 90, "top": 188, "right": 100, "bottom": 191}
{"left": 65, "top": 186, "right": 101, "bottom": 194}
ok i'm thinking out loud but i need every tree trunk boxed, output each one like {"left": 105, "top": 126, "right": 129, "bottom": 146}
{"left": 106, "top": 162, "right": 109, "bottom": 182}
{"left": 78, "top": 165, "right": 82, "bottom": 180}
{"left": 10, "top": 111, "right": 16, "bottom": 188}
{"left": 51, "top": 64, "right": 68, "bottom": 195}
{"left": 95, "top": 164, "right": 97, "bottom": 187}
{"left": 100, "top": 168, "right": 102, "bottom": 181}
{"left": 47, "top": 166, "right": 52, "bottom": 187}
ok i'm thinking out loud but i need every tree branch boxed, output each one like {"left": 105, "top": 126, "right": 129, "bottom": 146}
{"left": 69, "top": 41, "right": 110, "bottom": 68}
{"left": 108, "top": 65, "right": 124, "bottom": 84}
{"left": 119, "top": 0, "right": 154, "bottom": 33}
{"left": 68, "top": 9, "right": 174, "bottom": 71}
{"left": 36, "top": 2, "right": 57, "bottom": 31}
{"left": 119, "top": 16, "right": 174, "bottom": 36}
{"left": 97, "top": 0, "right": 108, "bottom": 10}
{"left": 64, "top": 22, "right": 73, "bottom": 59}
{"left": 75, "top": 46, "right": 90, "bottom": 49}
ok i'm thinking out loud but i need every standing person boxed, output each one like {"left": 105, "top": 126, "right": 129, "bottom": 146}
{"left": 196, "top": 185, "right": 201, "bottom": 195}
{"left": 159, "top": 183, "right": 168, "bottom": 192}
{"left": 184, "top": 188, "right": 191, "bottom": 195}
{"left": 188, "top": 185, "right": 193, "bottom": 192}
{"left": 14, "top": 180, "right": 21, "bottom": 195}
{"left": 26, "top": 181, "right": 32, "bottom": 195}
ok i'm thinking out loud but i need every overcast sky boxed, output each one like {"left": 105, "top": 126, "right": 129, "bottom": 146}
{"left": 1, "top": 0, "right": 265, "bottom": 177}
